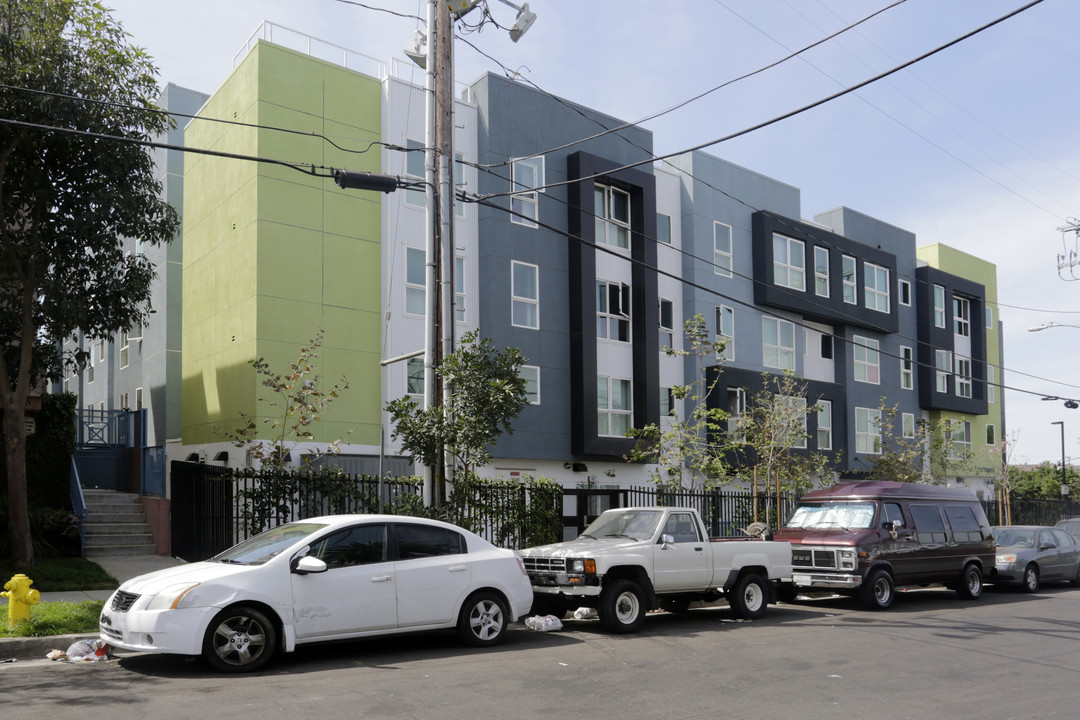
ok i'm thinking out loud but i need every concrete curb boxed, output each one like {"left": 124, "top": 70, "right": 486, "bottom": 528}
{"left": 0, "top": 633, "right": 100, "bottom": 662}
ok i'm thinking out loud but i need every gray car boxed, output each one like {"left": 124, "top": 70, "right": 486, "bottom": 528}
{"left": 1056, "top": 517, "right": 1080, "bottom": 537}
{"left": 991, "top": 526, "right": 1080, "bottom": 592}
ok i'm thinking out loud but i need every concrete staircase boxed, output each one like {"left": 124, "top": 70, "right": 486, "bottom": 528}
{"left": 82, "top": 489, "right": 157, "bottom": 558}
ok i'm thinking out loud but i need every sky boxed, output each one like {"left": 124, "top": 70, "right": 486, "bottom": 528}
{"left": 100, "top": 0, "right": 1080, "bottom": 467}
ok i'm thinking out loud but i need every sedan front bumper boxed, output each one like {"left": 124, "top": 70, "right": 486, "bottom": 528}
{"left": 99, "top": 591, "right": 219, "bottom": 656}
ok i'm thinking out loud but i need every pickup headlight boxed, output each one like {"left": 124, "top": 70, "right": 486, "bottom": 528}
{"left": 996, "top": 554, "right": 1016, "bottom": 565}
{"left": 567, "top": 559, "right": 596, "bottom": 574}
{"left": 146, "top": 582, "right": 201, "bottom": 611}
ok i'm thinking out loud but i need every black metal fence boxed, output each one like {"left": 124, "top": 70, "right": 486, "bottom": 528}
{"left": 623, "top": 486, "right": 802, "bottom": 537}
{"left": 981, "top": 496, "right": 1080, "bottom": 527}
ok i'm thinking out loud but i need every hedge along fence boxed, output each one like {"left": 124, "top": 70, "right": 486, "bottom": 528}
{"left": 232, "top": 468, "right": 563, "bottom": 549}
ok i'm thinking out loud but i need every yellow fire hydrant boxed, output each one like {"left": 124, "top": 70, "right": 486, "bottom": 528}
{"left": 2, "top": 574, "right": 41, "bottom": 628}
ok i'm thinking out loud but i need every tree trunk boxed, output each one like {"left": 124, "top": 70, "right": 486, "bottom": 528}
{"left": 3, "top": 403, "right": 34, "bottom": 569}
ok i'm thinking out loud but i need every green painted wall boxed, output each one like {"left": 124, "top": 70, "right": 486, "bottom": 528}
{"left": 916, "top": 243, "right": 1004, "bottom": 480}
{"left": 182, "top": 42, "right": 383, "bottom": 446}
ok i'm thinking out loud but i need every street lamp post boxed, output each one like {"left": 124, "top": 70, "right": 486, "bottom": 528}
{"left": 1028, "top": 322, "right": 1080, "bottom": 332}
{"left": 1052, "top": 420, "right": 1066, "bottom": 493}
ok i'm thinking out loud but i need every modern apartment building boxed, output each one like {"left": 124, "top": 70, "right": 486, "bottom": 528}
{"left": 57, "top": 27, "right": 1003, "bottom": 497}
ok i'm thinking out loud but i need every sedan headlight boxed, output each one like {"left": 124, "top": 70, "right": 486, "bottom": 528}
{"left": 996, "top": 554, "right": 1016, "bottom": 565}
{"left": 146, "top": 583, "right": 201, "bottom": 611}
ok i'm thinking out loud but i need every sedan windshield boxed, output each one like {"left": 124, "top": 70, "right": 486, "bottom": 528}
{"left": 213, "top": 522, "right": 327, "bottom": 565}
{"left": 993, "top": 528, "right": 1035, "bottom": 548}
{"left": 785, "top": 502, "right": 876, "bottom": 530}
{"left": 581, "top": 510, "right": 662, "bottom": 541}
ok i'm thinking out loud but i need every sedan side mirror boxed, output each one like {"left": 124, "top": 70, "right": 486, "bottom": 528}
{"left": 292, "top": 556, "right": 328, "bottom": 575}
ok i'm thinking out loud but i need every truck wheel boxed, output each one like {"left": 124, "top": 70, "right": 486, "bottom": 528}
{"left": 956, "top": 563, "right": 983, "bottom": 600}
{"left": 729, "top": 573, "right": 768, "bottom": 619}
{"left": 599, "top": 579, "right": 646, "bottom": 633}
{"left": 859, "top": 568, "right": 894, "bottom": 610}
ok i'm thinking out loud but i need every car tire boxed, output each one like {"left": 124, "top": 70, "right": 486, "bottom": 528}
{"left": 859, "top": 568, "right": 894, "bottom": 610}
{"left": 202, "top": 605, "right": 277, "bottom": 673}
{"left": 956, "top": 563, "right": 984, "bottom": 600}
{"left": 456, "top": 591, "right": 509, "bottom": 647}
{"left": 729, "top": 573, "right": 768, "bottom": 620}
{"left": 599, "top": 579, "right": 647, "bottom": 634}
{"left": 1022, "top": 564, "right": 1040, "bottom": 593}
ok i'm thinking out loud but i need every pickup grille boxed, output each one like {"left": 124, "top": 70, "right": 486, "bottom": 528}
{"left": 792, "top": 548, "right": 837, "bottom": 569}
{"left": 110, "top": 590, "right": 140, "bottom": 613}
{"left": 523, "top": 557, "right": 565, "bottom": 574}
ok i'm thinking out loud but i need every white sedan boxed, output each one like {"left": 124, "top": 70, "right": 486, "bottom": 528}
{"left": 99, "top": 515, "right": 533, "bottom": 672}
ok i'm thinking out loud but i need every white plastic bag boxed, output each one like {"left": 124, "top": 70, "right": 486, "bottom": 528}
{"left": 524, "top": 614, "right": 564, "bottom": 632}
{"left": 573, "top": 607, "right": 597, "bottom": 620}
{"left": 65, "top": 639, "right": 111, "bottom": 662}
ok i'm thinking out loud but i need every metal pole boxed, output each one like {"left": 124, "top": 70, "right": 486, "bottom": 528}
{"left": 1053, "top": 421, "right": 1066, "bottom": 492}
{"left": 435, "top": 0, "right": 455, "bottom": 503}
{"left": 422, "top": 0, "right": 437, "bottom": 507}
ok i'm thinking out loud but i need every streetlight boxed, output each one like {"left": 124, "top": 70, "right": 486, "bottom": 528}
{"left": 1052, "top": 421, "right": 1066, "bottom": 494}
{"left": 1028, "top": 322, "right": 1080, "bottom": 332}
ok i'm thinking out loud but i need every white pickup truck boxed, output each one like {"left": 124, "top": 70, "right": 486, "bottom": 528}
{"left": 519, "top": 506, "right": 793, "bottom": 633}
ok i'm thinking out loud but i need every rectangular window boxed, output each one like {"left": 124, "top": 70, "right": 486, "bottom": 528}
{"left": 949, "top": 420, "right": 972, "bottom": 459}
{"left": 814, "top": 246, "right": 829, "bottom": 297}
{"left": 986, "top": 424, "right": 996, "bottom": 445}
{"left": 985, "top": 306, "right": 994, "bottom": 329}
{"left": 954, "top": 296, "right": 970, "bottom": 337}
{"left": 933, "top": 285, "right": 946, "bottom": 328}
{"left": 87, "top": 363, "right": 94, "bottom": 384}
{"left": 119, "top": 331, "right": 130, "bottom": 369}
{"left": 777, "top": 395, "right": 808, "bottom": 449}
{"left": 119, "top": 392, "right": 128, "bottom": 410}
{"left": 715, "top": 305, "right": 734, "bottom": 361}
{"left": 598, "top": 376, "right": 632, "bottom": 437}
{"left": 520, "top": 365, "right": 540, "bottom": 404}
{"left": 935, "top": 349, "right": 952, "bottom": 393}
{"left": 820, "top": 333, "right": 834, "bottom": 360}
{"left": 714, "top": 222, "right": 732, "bottom": 277}
{"left": 597, "top": 280, "right": 631, "bottom": 341}
{"left": 987, "top": 365, "right": 996, "bottom": 404}
{"left": 773, "top": 234, "right": 805, "bottom": 291}
{"left": 902, "top": 412, "right": 916, "bottom": 438}
{"left": 853, "top": 335, "right": 880, "bottom": 384}
{"left": 728, "top": 387, "right": 747, "bottom": 443}
{"left": 660, "top": 387, "right": 674, "bottom": 417}
{"left": 955, "top": 356, "right": 972, "bottom": 398}
{"left": 659, "top": 299, "right": 674, "bottom": 349}
{"left": 817, "top": 400, "right": 832, "bottom": 450}
{"left": 595, "top": 185, "right": 630, "bottom": 249}
{"left": 899, "top": 279, "right": 911, "bottom": 306}
{"left": 407, "top": 357, "right": 424, "bottom": 396}
{"left": 135, "top": 387, "right": 143, "bottom": 410}
{"left": 864, "top": 263, "right": 890, "bottom": 313}
{"left": 841, "top": 255, "right": 857, "bottom": 304}
{"left": 454, "top": 256, "right": 465, "bottom": 323}
{"left": 454, "top": 152, "right": 465, "bottom": 218}
{"left": 404, "top": 138, "right": 426, "bottom": 207}
{"left": 511, "top": 156, "right": 544, "bottom": 226}
{"left": 900, "top": 346, "right": 914, "bottom": 390}
{"left": 405, "top": 247, "right": 426, "bottom": 316}
{"left": 97, "top": 340, "right": 105, "bottom": 363}
{"left": 855, "top": 407, "right": 881, "bottom": 454}
{"left": 657, "top": 213, "right": 671, "bottom": 244}
{"left": 762, "top": 316, "right": 795, "bottom": 370}
{"left": 511, "top": 261, "right": 539, "bottom": 329}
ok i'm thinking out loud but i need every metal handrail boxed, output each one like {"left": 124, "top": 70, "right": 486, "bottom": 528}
{"left": 233, "top": 21, "right": 386, "bottom": 78}
{"left": 70, "top": 458, "right": 87, "bottom": 556}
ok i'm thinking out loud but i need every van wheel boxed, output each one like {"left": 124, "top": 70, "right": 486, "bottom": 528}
{"left": 859, "top": 568, "right": 894, "bottom": 610}
{"left": 1022, "top": 564, "right": 1040, "bottom": 593}
{"left": 729, "top": 573, "right": 768, "bottom": 619}
{"left": 599, "top": 579, "right": 646, "bottom": 633}
{"left": 956, "top": 564, "right": 983, "bottom": 600}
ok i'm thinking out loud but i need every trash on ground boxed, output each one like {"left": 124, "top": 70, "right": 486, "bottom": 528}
{"left": 50, "top": 639, "right": 113, "bottom": 662}
{"left": 573, "top": 607, "right": 597, "bottom": 620}
{"left": 720, "top": 618, "right": 751, "bottom": 623}
{"left": 525, "top": 614, "right": 564, "bottom": 632}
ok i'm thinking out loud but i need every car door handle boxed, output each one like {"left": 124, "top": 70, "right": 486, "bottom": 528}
{"left": 694, "top": 547, "right": 703, "bottom": 552}
{"left": 449, "top": 565, "right": 468, "bottom": 573}
{"left": 371, "top": 575, "right": 392, "bottom": 583}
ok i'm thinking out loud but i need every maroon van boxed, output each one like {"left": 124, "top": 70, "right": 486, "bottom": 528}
{"left": 773, "top": 481, "right": 996, "bottom": 610}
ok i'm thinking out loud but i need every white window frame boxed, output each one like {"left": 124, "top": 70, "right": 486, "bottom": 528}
{"left": 776, "top": 394, "right": 808, "bottom": 449}
{"left": 511, "top": 260, "right": 539, "bottom": 329}
{"left": 935, "top": 349, "right": 952, "bottom": 393}
{"left": 954, "top": 296, "right": 970, "bottom": 337}
{"left": 900, "top": 345, "right": 914, "bottom": 390}
{"left": 986, "top": 306, "right": 994, "bottom": 329}
{"left": 660, "top": 387, "right": 674, "bottom": 417}
{"left": 714, "top": 221, "right": 733, "bottom": 277}
{"left": 715, "top": 305, "right": 734, "bottom": 361}
{"left": 405, "top": 246, "right": 426, "bottom": 317}
{"left": 598, "top": 376, "right": 633, "bottom": 437}
{"left": 955, "top": 356, "right": 972, "bottom": 398}
{"left": 596, "top": 280, "right": 631, "bottom": 342}
{"left": 933, "top": 285, "right": 946, "bottom": 328}
{"left": 864, "top": 262, "right": 890, "bottom": 313}
{"left": 772, "top": 234, "right": 805, "bottom": 291}
{"left": 406, "top": 357, "right": 424, "bottom": 397}
{"left": 119, "top": 331, "right": 130, "bottom": 369}
{"left": 728, "top": 386, "right": 747, "bottom": 443}
{"left": 899, "top": 279, "right": 912, "bottom": 307}
{"left": 902, "top": 412, "right": 916, "bottom": 438}
{"left": 949, "top": 420, "right": 972, "bottom": 459}
{"left": 853, "top": 335, "right": 880, "bottom": 384}
{"left": 762, "top": 316, "right": 795, "bottom": 371}
{"left": 595, "top": 184, "right": 631, "bottom": 249}
{"left": 817, "top": 400, "right": 832, "bottom": 450}
{"left": 855, "top": 406, "right": 881, "bottom": 455}
{"left": 814, "top": 246, "right": 829, "bottom": 297}
{"left": 987, "top": 365, "right": 996, "bottom": 404}
{"left": 454, "top": 256, "right": 466, "bottom": 323}
{"left": 510, "top": 156, "right": 544, "bottom": 227}
{"left": 520, "top": 365, "right": 540, "bottom": 405}
{"left": 657, "top": 213, "right": 672, "bottom": 245}
{"left": 135, "top": 387, "right": 143, "bottom": 410}
{"left": 986, "top": 423, "right": 997, "bottom": 446}
{"left": 659, "top": 298, "right": 674, "bottom": 349}
{"left": 842, "top": 255, "right": 857, "bottom": 304}
{"left": 404, "top": 138, "right": 426, "bottom": 208}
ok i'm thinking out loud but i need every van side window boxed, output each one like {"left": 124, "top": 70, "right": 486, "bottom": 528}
{"left": 909, "top": 505, "right": 948, "bottom": 543}
{"left": 883, "top": 503, "right": 904, "bottom": 528}
{"left": 944, "top": 505, "right": 982, "bottom": 542}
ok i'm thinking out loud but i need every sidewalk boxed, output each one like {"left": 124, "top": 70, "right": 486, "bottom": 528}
{"left": 1, "top": 554, "right": 189, "bottom": 663}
